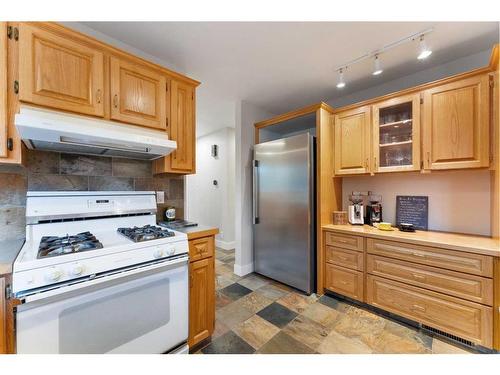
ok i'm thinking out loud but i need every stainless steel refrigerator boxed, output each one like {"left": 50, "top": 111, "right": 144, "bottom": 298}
{"left": 253, "top": 133, "right": 315, "bottom": 294}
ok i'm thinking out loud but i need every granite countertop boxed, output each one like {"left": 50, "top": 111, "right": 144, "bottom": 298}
{"left": 0, "top": 238, "right": 25, "bottom": 276}
{"left": 171, "top": 225, "right": 219, "bottom": 240}
{"left": 322, "top": 224, "right": 500, "bottom": 257}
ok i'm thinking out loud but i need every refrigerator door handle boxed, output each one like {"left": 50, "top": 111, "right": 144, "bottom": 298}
{"left": 253, "top": 159, "right": 259, "bottom": 224}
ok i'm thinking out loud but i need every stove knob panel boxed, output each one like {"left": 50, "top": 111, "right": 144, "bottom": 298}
{"left": 45, "top": 269, "right": 63, "bottom": 282}
{"left": 71, "top": 264, "right": 85, "bottom": 276}
{"left": 153, "top": 249, "right": 165, "bottom": 259}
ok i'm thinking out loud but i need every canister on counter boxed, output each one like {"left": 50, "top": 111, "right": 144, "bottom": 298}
{"left": 333, "top": 211, "right": 348, "bottom": 225}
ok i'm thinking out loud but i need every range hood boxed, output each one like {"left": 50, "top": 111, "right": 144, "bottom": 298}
{"left": 15, "top": 106, "right": 177, "bottom": 160}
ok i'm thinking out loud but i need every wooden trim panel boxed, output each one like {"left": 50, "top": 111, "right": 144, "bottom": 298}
{"left": 325, "top": 231, "right": 364, "bottom": 252}
{"left": 367, "top": 275, "right": 493, "bottom": 347}
{"left": 367, "top": 254, "right": 493, "bottom": 305}
{"left": 367, "top": 238, "right": 493, "bottom": 277}
{"left": 255, "top": 102, "right": 334, "bottom": 130}
{"left": 325, "top": 263, "right": 364, "bottom": 302}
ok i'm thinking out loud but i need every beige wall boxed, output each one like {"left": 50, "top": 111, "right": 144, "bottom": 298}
{"left": 342, "top": 169, "right": 491, "bottom": 236}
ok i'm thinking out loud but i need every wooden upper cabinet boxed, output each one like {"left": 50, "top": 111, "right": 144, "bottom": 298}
{"left": 110, "top": 57, "right": 167, "bottom": 130}
{"left": 372, "top": 93, "right": 421, "bottom": 173}
{"left": 422, "top": 74, "right": 490, "bottom": 170}
{"left": 334, "top": 106, "right": 371, "bottom": 175}
{"left": 170, "top": 80, "right": 195, "bottom": 171}
{"left": 18, "top": 24, "right": 105, "bottom": 117}
{"left": 154, "top": 79, "right": 195, "bottom": 174}
{"left": 0, "top": 22, "right": 7, "bottom": 159}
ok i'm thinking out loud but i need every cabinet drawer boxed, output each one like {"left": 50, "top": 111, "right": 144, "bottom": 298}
{"left": 325, "top": 263, "right": 363, "bottom": 301}
{"left": 367, "top": 238, "right": 493, "bottom": 277}
{"left": 189, "top": 236, "right": 214, "bottom": 262}
{"left": 367, "top": 275, "right": 493, "bottom": 347}
{"left": 367, "top": 255, "right": 493, "bottom": 305}
{"left": 326, "top": 246, "right": 364, "bottom": 271}
{"left": 325, "top": 232, "right": 364, "bottom": 252}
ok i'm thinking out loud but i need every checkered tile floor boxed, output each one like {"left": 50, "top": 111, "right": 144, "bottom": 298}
{"left": 195, "top": 248, "right": 474, "bottom": 354}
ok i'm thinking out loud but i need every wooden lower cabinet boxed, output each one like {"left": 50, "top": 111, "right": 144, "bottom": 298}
{"left": 367, "top": 275, "right": 493, "bottom": 347}
{"left": 367, "top": 254, "right": 493, "bottom": 305}
{"left": 325, "top": 263, "right": 364, "bottom": 301}
{"left": 0, "top": 276, "right": 6, "bottom": 353}
{"left": 326, "top": 246, "right": 364, "bottom": 271}
{"left": 367, "top": 238, "right": 493, "bottom": 277}
{"left": 188, "top": 236, "right": 215, "bottom": 349}
{"left": 323, "top": 229, "right": 498, "bottom": 349}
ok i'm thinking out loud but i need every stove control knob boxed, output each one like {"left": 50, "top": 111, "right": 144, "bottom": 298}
{"left": 71, "top": 264, "right": 85, "bottom": 276}
{"left": 153, "top": 249, "right": 165, "bottom": 259}
{"left": 167, "top": 247, "right": 176, "bottom": 256}
{"left": 45, "top": 269, "right": 63, "bottom": 282}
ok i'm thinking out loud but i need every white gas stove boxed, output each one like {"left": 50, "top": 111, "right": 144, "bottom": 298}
{"left": 12, "top": 191, "right": 189, "bottom": 354}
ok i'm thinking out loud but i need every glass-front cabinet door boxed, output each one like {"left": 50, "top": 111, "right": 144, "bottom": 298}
{"left": 372, "top": 94, "right": 421, "bottom": 173}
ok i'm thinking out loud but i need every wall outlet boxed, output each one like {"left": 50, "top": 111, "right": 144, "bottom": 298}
{"left": 156, "top": 191, "right": 165, "bottom": 204}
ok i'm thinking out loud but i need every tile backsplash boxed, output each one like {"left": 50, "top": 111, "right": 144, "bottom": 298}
{"left": 0, "top": 150, "right": 184, "bottom": 241}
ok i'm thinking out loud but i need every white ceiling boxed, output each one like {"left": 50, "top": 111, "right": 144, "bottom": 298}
{"left": 74, "top": 22, "right": 499, "bottom": 136}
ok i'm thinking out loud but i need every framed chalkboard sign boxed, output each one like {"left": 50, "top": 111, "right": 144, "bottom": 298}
{"left": 396, "top": 195, "right": 428, "bottom": 230}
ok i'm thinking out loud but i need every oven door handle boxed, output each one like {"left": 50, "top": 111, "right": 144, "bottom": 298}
{"left": 19, "top": 255, "right": 188, "bottom": 304}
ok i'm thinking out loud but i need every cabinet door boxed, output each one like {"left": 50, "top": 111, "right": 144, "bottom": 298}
{"left": 0, "top": 22, "right": 7, "bottom": 158}
{"left": 18, "top": 24, "right": 104, "bottom": 117}
{"left": 372, "top": 93, "right": 421, "bottom": 172}
{"left": 188, "top": 256, "right": 215, "bottom": 348}
{"left": 110, "top": 57, "right": 167, "bottom": 130}
{"left": 170, "top": 80, "right": 195, "bottom": 172}
{"left": 334, "top": 106, "right": 371, "bottom": 175}
{"left": 422, "top": 74, "right": 490, "bottom": 170}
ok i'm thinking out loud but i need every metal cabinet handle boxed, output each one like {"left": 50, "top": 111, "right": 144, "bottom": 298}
{"left": 365, "top": 158, "right": 369, "bottom": 169}
{"left": 412, "top": 273, "right": 426, "bottom": 280}
{"left": 374, "top": 156, "right": 377, "bottom": 171}
{"left": 113, "top": 94, "right": 119, "bottom": 108}
{"left": 96, "top": 89, "right": 102, "bottom": 104}
{"left": 427, "top": 151, "right": 430, "bottom": 166}
{"left": 410, "top": 304, "right": 426, "bottom": 313}
{"left": 412, "top": 252, "right": 426, "bottom": 258}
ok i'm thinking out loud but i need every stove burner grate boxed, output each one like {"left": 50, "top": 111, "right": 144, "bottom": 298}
{"left": 38, "top": 231, "right": 103, "bottom": 259}
{"left": 117, "top": 225, "right": 175, "bottom": 242}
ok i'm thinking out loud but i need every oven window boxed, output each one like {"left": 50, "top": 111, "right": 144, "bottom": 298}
{"left": 59, "top": 278, "right": 170, "bottom": 354}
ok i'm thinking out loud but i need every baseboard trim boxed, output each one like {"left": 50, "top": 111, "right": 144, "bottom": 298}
{"left": 233, "top": 262, "right": 254, "bottom": 277}
{"left": 215, "top": 239, "right": 235, "bottom": 250}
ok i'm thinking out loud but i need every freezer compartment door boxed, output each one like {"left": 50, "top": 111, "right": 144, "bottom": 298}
{"left": 253, "top": 133, "right": 315, "bottom": 293}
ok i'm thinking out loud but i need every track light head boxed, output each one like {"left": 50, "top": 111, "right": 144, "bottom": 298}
{"left": 372, "top": 55, "right": 383, "bottom": 76}
{"left": 417, "top": 35, "right": 432, "bottom": 60}
{"left": 336, "top": 69, "right": 346, "bottom": 89}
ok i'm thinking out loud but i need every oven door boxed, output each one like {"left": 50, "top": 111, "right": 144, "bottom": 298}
{"left": 16, "top": 256, "right": 188, "bottom": 354}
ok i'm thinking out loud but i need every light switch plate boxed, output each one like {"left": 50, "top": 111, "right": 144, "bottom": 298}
{"left": 156, "top": 191, "right": 165, "bottom": 204}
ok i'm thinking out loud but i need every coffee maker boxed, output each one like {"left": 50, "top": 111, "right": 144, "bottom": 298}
{"left": 348, "top": 194, "right": 364, "bottom": 225}
{"left": 365, "top": 194, "right": 383, "bottom": 226}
